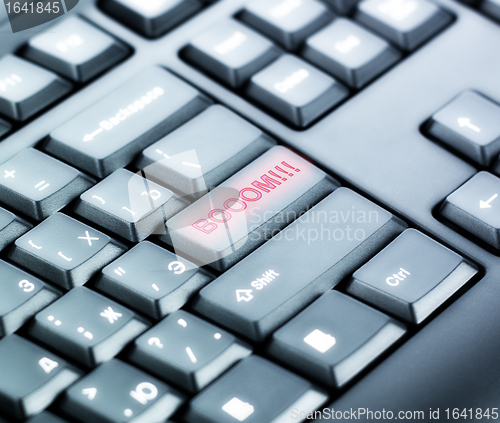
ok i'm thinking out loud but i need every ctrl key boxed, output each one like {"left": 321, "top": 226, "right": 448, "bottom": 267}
{"left": 60, "top": 359, "right": 185, "bottom": 423}
{"left": 0, "top": 335, "right": 80, "bottom": 420}
{"left": 185, "top": 355, "right": 327, "bottom": 423}
{"left": 347, "top": 229, "right": 478, "bottom": 324}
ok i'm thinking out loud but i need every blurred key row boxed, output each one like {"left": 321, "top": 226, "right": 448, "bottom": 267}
{"left": 0, "top": 15, "right": 129, "bottom": 139}
{"left": 183, "top": 0, "right": 452, "bottom": 128}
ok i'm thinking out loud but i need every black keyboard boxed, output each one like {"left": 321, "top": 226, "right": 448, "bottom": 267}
{"left": 0, "top": 0, "right": 499, "bottom": 421}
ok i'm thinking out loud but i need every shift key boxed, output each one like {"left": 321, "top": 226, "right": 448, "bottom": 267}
{"left": 193, "top": 188, "right": 407, "bottom": 341}
{"left": 45, "top": 67, "right": 211, "bottom": 178}
{"left": 164, "top": 146, "right": 339, "bottom": 271}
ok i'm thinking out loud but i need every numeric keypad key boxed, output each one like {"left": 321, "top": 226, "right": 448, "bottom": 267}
{"left": 29, "top": 287, "right": 148, "bottom": 367}
{"left": 0, "top": 149, "right": 94, "bottom": 220}
{"left": 10, "top": 213, "right": 125, "bottom": 289}
{"left": 61, "top": 359, "right": 185, "bottom": 423}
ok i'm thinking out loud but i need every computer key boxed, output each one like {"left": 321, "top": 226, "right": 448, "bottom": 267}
{"left": 24, "top": 16, "right": 128, "bottom": 82}
{"left": 268, "top": 291, "right": 406, "bottom": 387}
{"left": 164, "top": 146, "right": 339, "bottom": 271}
{"left": 0, "top": 260, "right": 60, "bottom": 337}
{"left": 60, "top": 359, "right": 185, "bottom": 423}
{"left": 136, "top": 105, "right": 276, "bottom": 199}
{"left": 29, "top": 287, "right": 148, "bottom": 367}
{"left": 193, "top": 188, "right": 407, "bottom": 341}
{"left": 0, "top": 335, "right": 80, "bottom": 420}
{"left": 347, "top": 229, "right": 478, "bottom": 323}
{"left": 129, "top": 310, "right": 251, "bottom": 392}
{"left": 0, "top": 206, "right": 31, "bottom": 251}
{"left": 302, "top": 18, "right": 401, "bottom": 88}
{"left": 102, "top": 0, "right": 202, "bottom": 38}
{"left": 355, "top": 0, "right": 451, "bottom": 51}
{"left": 27, "top": 412, "right": 70, "bottom": 423}
{"left": 0, "top": 55, "right": 71, "bottom": 121}
{"left": 0, "top": 148, "right": 94, "bottom": 220}
{"left": 96, "top": 241, "right": 213, "bottom": 319}
{"left": 441, "top": 171, "right": 500, "bottom": 251}
{"left": 247, "top": 54, "right": 348, "bottom": 127}
{"left": 427, "top": 90, "right": 500, "bottom": 166}
{"left": 185, "top": 356, "right": 327, "bottom": 423}
{"left": 9, "top": 213, "right": 125, "bottom": 289}
{"left": 184, "top": 19, "right": 281, "bottom": 88}
{"left": 0, "top": 118, "right": 10, "bottom": 138}
{"left": 240, "top": 0, "right": 333, "bottom": 50}
{"left": 482, "top": 0, "right": 500, "bottom": 21}
{"left": 45, "top": 67, "right": 211, "bottom": 178}
{"left": 74, "top": 169, "right": 184, "bottom": 242}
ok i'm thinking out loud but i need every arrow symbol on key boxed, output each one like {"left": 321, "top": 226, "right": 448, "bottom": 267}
{"left": 480, "top": 194, "right": 498, "bottom": 209}
{"left": 83, "top": 128, "right": 104, "bottom": 142}
{"left": 458, "top": 117, "right": 481, "bottom": 133}
{"left": 82, "top": 387, "right": 97, "bottom": 400}
{"left": 236, "top": 289, "right": 253, "bottom": 303}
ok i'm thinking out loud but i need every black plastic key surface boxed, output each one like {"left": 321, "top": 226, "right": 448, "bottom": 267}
{"left": 129, "top": 310, "right": 251, "bottom": 392}
{"left": 193, "top": 187, "right": 406, "bottom": 341}
{"left": 186, "top": 355, "right": 327, "bottom": 423}
{"left": 441, "top": 171, "right": 500, "bottom": 250}
{"left": 74, "top": 169, "right": 183, "bottom": 242}
{"left": 0, "top": 148, "right": 93, "bottom": 220}
{"left": 29, "top": 287, "right": 148, "bottom": 367}
{"left": 240, "top": 0, "right": 333, "bottom": 50}
{"left": 165, "top": 146, "right": 339, "bottom": 271}
{"left": 9, "top": 213, "right": 125, "bottom": 289}
{"left": 0, "top": 55, "right": 71, "bottom": 121}
{"left": 0, "top": 260, "right": 60, "bottom": 337}
{"left": 302, "top": 17, "right": 401, "bottom": 88}
{"left": 45, "top": 67, "right": 211, "bottom": 178}
{"left": 102, "top": 0, "right": 203, "bottom": 38}
{"left": 269, "top": 291, "right": 406, "bottom": 387}
{"left": 482, "top": 0, "right": 500, "bottom": 20}
{"left": 347, "top": 229, "right": 478, "bottom": 323}
{"left": 427, "top": 90, "right": 500, "bottom": 166}
{"left": 184, "top": 19, "right": 282, "bottom": 88}
{"left": 61, "top": 359, "right": 185, "bottom": 423}
{"left": 355, "top": 0, "right": 451, "bottom": 51}
{"left": 96, "top": 241, "right": 213, "bottom": 319}
{"left": 247, "top": 54, "right": 349, "bottom": 127}
{"left": 0, "top": 335, "right": 80, "bottom": 420}
{"left": 27, "top": 412, "right": 70, "bottom": 423}
{"left": 0, "top": 206, "right": 31, "bottom": 251}
{"left": 0, "top": 118, "right": 10, "bottom": 138}
{"left": 136, "top": 105, "right": 276, "bottom": 198}
{"left": 24, "top": 16, "right": 128, "bottom": 83}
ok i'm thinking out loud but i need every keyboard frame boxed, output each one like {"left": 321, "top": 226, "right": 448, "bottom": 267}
{"left": 0, "top": 0, "right": 499, "bottom": 413}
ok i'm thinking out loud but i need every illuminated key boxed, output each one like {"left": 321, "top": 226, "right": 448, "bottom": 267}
{"left": 163, "top": 146, "right": 339, "bottom": 271}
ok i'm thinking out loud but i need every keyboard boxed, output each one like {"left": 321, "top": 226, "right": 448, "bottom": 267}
{"left": 0, "top": 0, "right": 499, "bottom": 421}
